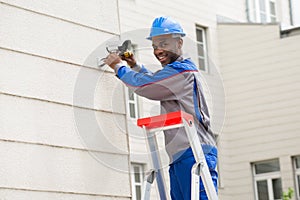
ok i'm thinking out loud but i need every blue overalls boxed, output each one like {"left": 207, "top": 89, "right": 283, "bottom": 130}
{"left": 169, "top": 145, "right": 218, "bottom": 200}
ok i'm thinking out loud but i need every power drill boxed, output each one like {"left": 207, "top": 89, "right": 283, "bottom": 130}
{"left": 97, "top": 40, "right": 133, "bottom": 67}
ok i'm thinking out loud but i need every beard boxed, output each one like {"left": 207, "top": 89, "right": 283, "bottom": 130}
{"left": 155, "top": 50, "right": 180, "bottom": 66}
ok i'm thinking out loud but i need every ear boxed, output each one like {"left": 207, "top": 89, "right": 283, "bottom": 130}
{"left": 177, "top": 38, "right": 183, "bottom": 49}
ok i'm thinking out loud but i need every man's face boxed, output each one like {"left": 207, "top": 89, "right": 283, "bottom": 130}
{"left": 152, "top": 34, "right": 182, "bottom": 66}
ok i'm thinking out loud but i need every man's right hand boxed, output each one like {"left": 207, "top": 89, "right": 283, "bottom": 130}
{"left": 121, "top": 53, "right": 137, "bottom": 68}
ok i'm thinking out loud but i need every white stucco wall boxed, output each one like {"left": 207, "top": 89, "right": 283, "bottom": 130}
{"left": 0, "top": 1, "right": 131, "bottom": 199}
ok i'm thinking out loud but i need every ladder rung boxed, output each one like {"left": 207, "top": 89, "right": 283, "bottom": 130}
{"left": 137, "top": 111, "right": 193, "bottom": 129}
{"left": 146, "top": 124, "right": 184, "bottom": 133}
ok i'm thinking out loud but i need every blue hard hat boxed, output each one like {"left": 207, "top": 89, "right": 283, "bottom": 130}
{"left": 147, "top": 16, "right": 186, "bottom": 40}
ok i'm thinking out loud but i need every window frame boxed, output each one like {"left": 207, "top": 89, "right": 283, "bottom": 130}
{"left": 252, "top": 159, "right": 282, "bottom": 200}
{"left": 195, "top": 25, "right": 209, "bottom": 72}
{"left": 125, "top": 87, "right": 139, "bottom": 120}
{"left": 247, "top": 0, "right": 277, "bottom": 23}
{"left": 289, "top": 0, "right": 294, "bottom": 25}
{"left": 130, "top": 163, "right": 145, "bottom": 200}
{"left": 289, "top": 0, "right": 300, "bottom": 26}
{"left": 268, "top": 0, "right": 277, "bottom": 22}
{"left": 293, "top": 156, "right": 300, "bottom": 200}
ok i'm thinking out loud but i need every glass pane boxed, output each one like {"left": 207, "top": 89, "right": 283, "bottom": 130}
{"left": 129, "top": 103, "right": 136, "bottom": 118}
{"left": 252, "top": 11, "right": 257, "bottom": 22}
{"left": 259, "top": 0, "right": 266, "bottom": 12}
{"left": 197, "top": 43, "right": 204, "bottom": 57}
{"left": 255, "top": 160, "right": 280, "bottom": 174}
{"left": 198, "top": 58, "right": 205, "bottom": 71}
{"left": 270, "top": 16, "right": 276, "bottom": 22}
{"left": 135, "top": 185, "right": 142, "bottom": 200}
{"left": 295, "top": 156, "right": 300, "bottom": 168}
{"left": 128, "top": 88, "right": 135, "bottom": 100}
{"left": 134, "top": 166, "right": 140, "bottom": 182}
{"left": 270, "top": 1, "right": 276, "bottom": 15}
{"left": 196, "top": 29, "right": 203, "bottom": 42}
{"left": 272, "top": 178, "right": 282, "bottom": 199}
{"left": 257, "top": 180, "right": 269, "bottom": 200}
{"left": 260, "top": 13, "right": 267, "bottom": 23}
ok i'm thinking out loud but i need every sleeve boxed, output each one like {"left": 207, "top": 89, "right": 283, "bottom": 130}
{"left": 131, "top": 63, "right": 153, "bottom": 74}
{"left": 116, "top": 64, "right": 190, "bottom": 101}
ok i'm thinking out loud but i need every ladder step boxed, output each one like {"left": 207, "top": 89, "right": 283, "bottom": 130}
{"left": 137, "top": 111, "right": 193, "bottom": 129}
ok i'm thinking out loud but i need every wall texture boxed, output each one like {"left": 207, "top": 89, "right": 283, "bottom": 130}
{"left": 0, "top": 1, "right": 131, "bottom": 199}
{"left": 217, "top": 23, "right": 300, "bottom": 199}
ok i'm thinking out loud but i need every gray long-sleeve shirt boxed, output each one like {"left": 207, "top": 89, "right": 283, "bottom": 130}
{"left": 115, "top": 58, "right": 216, "bottom": 163}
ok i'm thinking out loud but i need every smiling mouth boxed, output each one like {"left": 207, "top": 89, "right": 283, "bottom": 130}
{"left": 157, "top": 54, "right": 167, "bottom": 63}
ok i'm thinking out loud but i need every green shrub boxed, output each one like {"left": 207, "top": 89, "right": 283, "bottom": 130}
{"left": 282, "top": 188, "right": 294, "bottom": 200}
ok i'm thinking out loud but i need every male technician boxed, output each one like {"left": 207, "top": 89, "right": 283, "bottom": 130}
{"left": 104, "top": 16, "right": 218, "bottom": 200}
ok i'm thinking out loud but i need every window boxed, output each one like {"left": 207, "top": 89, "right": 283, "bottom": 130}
{"left": 289, "top": 0, "right": 294, "bottom": 25}
{"left": 293, "top": 156, "right": 300, "bottom": 199}
{"left": 268, "top": 1, "right": 276, "bottom": 22}
{"left": 252, "top": 159, "right": 282, "bottom": 200}
{"left": 126, "top": 44, "right": 139, "bottom": 119}
{"left": 127, "top": 87, "right": 139, "bottom": 119}
{"left": 289, "top": 0, "right": 300, "bottom": 26}
{"left": 246, "top": 0, "right": 277, "bottom": 23}
{"left": 131, "top": 163, "right": 144, "bottom": 200}
{"left": 195, "top": 26, "right": 208, "bottom": 71}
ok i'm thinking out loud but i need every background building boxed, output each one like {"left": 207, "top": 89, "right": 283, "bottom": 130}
{"left": 1, "top": 0, "right": 300, "bottom": 200}
{"left": 218, "top": 23, "right": 300, "bottom": 200}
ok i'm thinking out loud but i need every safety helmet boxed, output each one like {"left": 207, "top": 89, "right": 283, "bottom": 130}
{"left": 147, "top": 16, "right": 186, "bottom": 40}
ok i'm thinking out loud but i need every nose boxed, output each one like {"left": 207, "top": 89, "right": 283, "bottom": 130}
{"left": 154, "top": 47, "right": 164, "bottom": 55}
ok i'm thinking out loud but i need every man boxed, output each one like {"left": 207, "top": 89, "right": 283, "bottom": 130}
{"left": 104, "top": 16, "right": 218, "bottom": 200}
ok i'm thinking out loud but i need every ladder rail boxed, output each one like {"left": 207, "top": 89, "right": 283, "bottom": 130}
{"left": 141, "top": 170, "right": 155, "bottom": 200}
{"left": 141, "top": 126, "right": 168, "bottom": 200}
{"left": 138, "top": 111, "right": 218, "bottom": 200}
{"left": 182, "top": 119, "right": 218, "bottom": 200}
